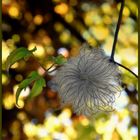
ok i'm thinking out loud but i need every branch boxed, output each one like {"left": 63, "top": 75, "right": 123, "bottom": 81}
{"left": 110, "top": 0, "right": 124, "bottom": 60}
{"left": 109, "top": 0, "right": 138, "bottom": 78}
{"left": 114, "top": 61, "right": 138, "bottom": 78}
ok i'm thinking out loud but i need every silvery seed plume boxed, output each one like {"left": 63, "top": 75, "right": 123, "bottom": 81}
{"left": 54, "top": 44, "right": 121, "bottom": 117}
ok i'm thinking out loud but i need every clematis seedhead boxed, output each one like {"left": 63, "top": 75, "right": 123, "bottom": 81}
{"left": 54, "top": 44, "right": 121, "bottom": 116}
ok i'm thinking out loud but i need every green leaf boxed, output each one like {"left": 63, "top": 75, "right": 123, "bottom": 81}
{"left": 28, "top": 77, "right": 46, "bottom": 99}
{"left": 6, "top": 47, "right": 37, "bottom": 72}
{"left": 47, "top": 55, "right": 67, "bottom": 65}
{"left": 54, "top": 55, "right": 67, "bottom": 64}
{"left": 27, "top": 71, "right": 40, "bottom": 78}
{"left": 16, "top": 71, "right": 40, "bottom": 106}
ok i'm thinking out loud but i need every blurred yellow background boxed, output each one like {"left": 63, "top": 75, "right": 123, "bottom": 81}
{"left": 2, "top": 0, "right": 138, "bottom": 140}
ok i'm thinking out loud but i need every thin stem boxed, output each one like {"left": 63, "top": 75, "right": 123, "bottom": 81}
{"left": 110, "top": 0, "right": 124, "bottom": 60}
{"left": 46, "top": 63, "right": 56, "bottom": 71}
{"left": 114, "top": 61, "right": 138, "bottom": 78}
{"left": 109, "top": 0, "right": 138, "bottom": 78}
{"left": 33, "top": 55, "right": 56, "bottom": 74}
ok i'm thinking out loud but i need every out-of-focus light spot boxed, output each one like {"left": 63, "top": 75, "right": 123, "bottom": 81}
{"left": 82, "top": 31, "right": 97, "bottom": 46}
{"left": 119, "top": 47, "right": 137, "bottom": 65}
{"left": 101, "top": 3, "right": 111, "bottom": 14}
{"left": 129, "top": 104, "right": 138, "bottom": 112}
{"left": 44, "top": 116, "right": 61, "bottom": 132}
{"left": 15, "top": 74, "right": 23, "bottom": 82}
{"left": 69, "top": 0, "right": 77, "bottom": 6}
{"left": 54, "top": 3, "right": 69, "bottom": 15}
{"left": 123, "top": 6, "right": 130, "bottom": 17}
{"left": 28, "top": 43, "right": 45, "bottom": 58}
{"left": 70, "top": 45, "right": 80, "bottom": 56}
{"left": 46, "top": 46, "right": 55, "bottom": 55}
{"left": 11, "top": 62, "right": 19, "bottom": 69}
{"left": 8, "top": 6, "right": 19, "bottom": 18}
{"left": 103, "top": 115, "right": 119, "bottom": 140}
{"left": 2, "top": 74, "right": 8, "bottom": 85}
{"left": 38, "top": 66, "right": 46, "bottom": 76}
{"left": 82, "top": 31, "right": 90, "bottom": 39}
{"left": 12, "top": 34, "right": 20, "bottom": 42}
{"left": 42, "top": 36, "right": 52, "bottom": 45}
{"left": 117, "top": 116, "right": 130, "bottom": 134}
{"left": 6, "top": 39, "right": 15, "bottom": 47}
{"left": 58, "top": 48, "right": 69, "bottom": 57}
{"left": 90, "top": 26, "right": 109, "bottom": 41}
{"left": 10, "top": 120, "right": 20, "bottom": 137}
{"left": 37, "top": 127, "right": 48, "bottom": 138}
{"left": 58, "top": 108, "right": 72, "bottom": 121}
{"left": 45, "top": 110, "right": 53, "bottom": 118}
{"left": 61, "top": 118, "right": 72, "bottom": 126}
{"left": 95, "top": 115, "right": 118, "bottom": 136}
{"left": 81, "top": 3, "right": 90, "bottom": 11}
{"left": 24, "top": 12, "right": 33, "bottom": 22}
{"left": 65, "top": 12, "right": 74, "bottom": 23}
{"left": 84, "top": 11, "right": 102, "bottom": 25}
{"left": 17, "top": 112, "right": 27, "bottom": 121}
{"left": 130, "top": 127, "right": 138, "bottom": 136}
{"left": 80, "top": 117, "right": 89, "bottom": 126}
{"left": 59, "top": 30, "right": 71, "bottom": 43}
{"left": 122, "top": 24, "right": 134, "bottom": 34}
{"left": 34, "top": 15, "right": 43, "bottom": 25}
{"left": 2, "top": 41, "right": 10, "bottom": 63}
{"left": 65, "top": 126, "right": 77, "bottom": 139}
{"left": 2, "top": 0, "right": 11, "bottom": 5}
{"left": 126, "top": 1, "right": 137, "bottom": 17}
{"left": 117, "top": 109, "right": 129, "bottom": 121}
{"left": 88, "top": 38, "right": 97, "bottom": 47}
{"left": 24, "top": 123, "right": 37, "bottom": 137}
{"left": 53, "top": 132, "right": 68, "bottom": 140}
{"left": 115, "top": 90, "right": 129, "bottom": 110}
{"left": 54, "top": 22, "right": 64, "bottom": 32}
{"left": 2, "top": 23, "right": 12, "bottom": 32}
{"left": 127, "top": 84, "right": 135, "bottom": 92}
{"left": 3, "top": 93, "right": 15, "bottom": 110}
{"left": 103, "top": 15, "right": 112, "bottom": 24}
{"left": 129, "top": 32, "right": 138, "bottom": 45}
{"left": 118, "top": 31, "right": 128, "bottom": 45}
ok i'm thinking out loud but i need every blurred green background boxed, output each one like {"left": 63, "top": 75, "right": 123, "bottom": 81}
{"left": 2, "top": 0, "right": 138, "bottom": 140}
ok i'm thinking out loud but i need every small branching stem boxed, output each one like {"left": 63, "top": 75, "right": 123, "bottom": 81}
{"left": 110, "top": 0, "right": 138, "bottom": 78}
{"left": 114, "top": 61, "right": 138, "bottom": 78}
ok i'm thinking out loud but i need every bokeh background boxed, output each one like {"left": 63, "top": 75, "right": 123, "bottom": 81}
{"left": 2, "top": 0, "right": 138, "bottom": 140}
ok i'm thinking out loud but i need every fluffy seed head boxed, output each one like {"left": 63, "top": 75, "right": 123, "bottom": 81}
{"left": 54, "top": 44, "right": 121, "bottom": 117}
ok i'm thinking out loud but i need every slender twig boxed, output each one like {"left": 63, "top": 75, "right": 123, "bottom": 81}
{"left": 109, "top": 0, "right": 138, "bottom": 78}
{"left": 114, "top": 61, "right": 138, "bottom": 78}
{"left": 110, "top": 0, "right": 124, "bottom": 60}
{"left": 33, "top": 56, "right": 48, "bottom": 73}
{"left": 46, "top": 63, "right": 56, "bottom": 71}
{"left": 33, "top": 55, "right": 56, "bottom": 74}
